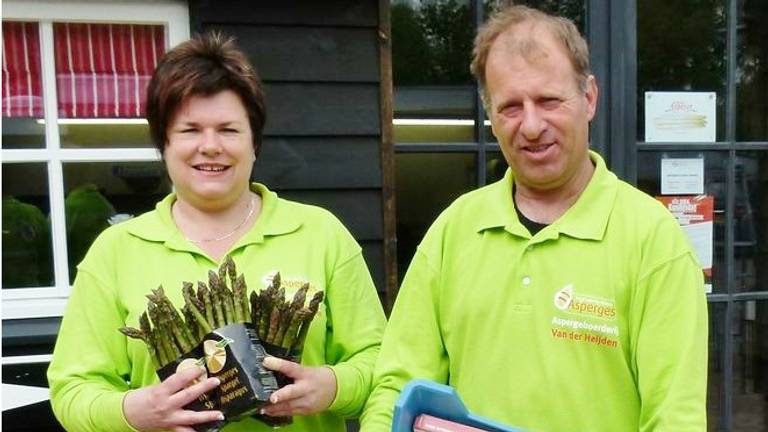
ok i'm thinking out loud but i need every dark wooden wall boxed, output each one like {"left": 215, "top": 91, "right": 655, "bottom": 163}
{"left": 189, "top": 0, "right": 392, "bottom": 303}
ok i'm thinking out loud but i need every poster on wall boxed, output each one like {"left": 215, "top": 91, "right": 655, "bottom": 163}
{"left": 645, "top": 92, "right": 716, "bottom": 142}
{"left": 656, "top": 195, "right": 714, "bottom": 293}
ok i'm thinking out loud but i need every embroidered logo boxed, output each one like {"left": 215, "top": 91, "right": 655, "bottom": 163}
{"left": 553, "top": 284, "right": 616, "bottom": 321}
{"left": 553, "top": 284, "right": 574, "bottom": 310}
{"left": 550, "top": 284, "right": 620, "bottom": 349}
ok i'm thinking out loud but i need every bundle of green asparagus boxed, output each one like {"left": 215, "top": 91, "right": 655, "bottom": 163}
{"left": 249, "top": 272, "right": 324, "bottom": 358}
{"left": 119, "top": 256, "right": 251, "bottom": 369}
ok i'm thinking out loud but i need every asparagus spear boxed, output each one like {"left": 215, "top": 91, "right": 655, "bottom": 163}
{"left": 208, "top": 271, "right": 226, "bottom": 328}
{"left": 218, "top": 261, "right": 228, "bottom": 291}
{"left": 274, "top": 283, "right": 308, "bottom": 345}
{"left": 216, "top": 261, "right": 236, "bottom": 324}
{"left": 140, "top": 311, "right": 165, "bottom": 367}
{"left": 183, "top": 282, "right": 212, "bottom": 334}
{"left": 150, "top": 287, "right": 195, "bottom": 352}
{"left": 292, "top": 291, "right": 325, "bottom": 353}
{"left": 181, "top": 305, "right": 200, "bottom": 342}
{"left": 211, "top": 268, "right": 235, "bottom": 326}
{"left": 250, "top": 291, "right": 262, "bottom": 331}
{"left": 118, "top": 326, "right": 163, "bottom": 369}
{"left": 290, "top": 283, "right": 309, "bottom": 311}
{"left": 258, "top": 289, "right": 273, "bottom": 340}
{"left": 225, "top": 256, "right": 237, "bottom": 293}
{"left": 280, "top": 309, "right": 310, "bottom": 351}
{"left": 148, "top": 301, "right": 179, "bottom": 363}
{"left": 237, "top": 274, "right": 252, "bottom": 323}
{"left": 266, "top": 287, "right": 286, "bottom": 344}
{"left": 232, "top": 275, "right": 244, "bottom": 323}
{"left": 197, "top": 282, "right": 216, "bottom": 329}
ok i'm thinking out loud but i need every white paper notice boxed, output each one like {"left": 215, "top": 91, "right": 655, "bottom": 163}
{"left": 681, "top": 222, "right": 713, "bottom": 269}
{"left": 661, "top": 158, "right": 704, "bottom": 195}
{"left": 645, "top": 92, "right": 716, "bottom": 142}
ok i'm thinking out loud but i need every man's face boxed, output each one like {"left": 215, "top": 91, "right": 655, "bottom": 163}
{"left": 486, "top": 25, "right": 597, "bottom": 194}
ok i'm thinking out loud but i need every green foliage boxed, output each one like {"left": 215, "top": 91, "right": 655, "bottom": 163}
{"left": 392, "top": 0, "right": 473, "bottom": 86}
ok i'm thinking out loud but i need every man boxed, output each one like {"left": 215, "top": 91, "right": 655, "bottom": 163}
{"left": 361, "top": 5, "right": 707, "bottom": 432}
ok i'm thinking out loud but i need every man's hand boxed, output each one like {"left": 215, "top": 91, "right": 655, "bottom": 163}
{"left": 260, "top": 356, "right": 337, "bottom": 416}
{"left": 123, "top": 365, "right": 223, "bottom": 432}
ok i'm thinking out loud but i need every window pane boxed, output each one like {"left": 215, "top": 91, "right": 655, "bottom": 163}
{"left": 59, "top": 122, "right": 154, "bottom": 148}
{"left": 486, "top": 150, "right": 508, "bottom": 184}
{"left": 53, "top": 23, "right": 164, "bottom": 119}
{"left": 736, "top": 1, "right": 768, "bottom": 141}
{"left": 708, "top": 302, "right": 726, "bottom": 431}
{"left": 2, "top": 163, "right": 54, "bottom": 288}
{"left": 392, "top": 0, "right": 475, "bottom": 145}
{"left": 484, "top": 0, "right": 585, "bottom": 31}
{"left": 637, "top": 0, "right": 727, "bottom": 142}
{"left": 2, "top": 22, "right": 45, "bottom": 149}
{"left": 733, "top": 152, "right": 768, "bottom": 294}
{"left": 637, "top": 151, "right": 727, "bottom": 293}
{"left": 63, "top": 161, "right": 170, "bottom": 282}
{"left": 395, "top": 152, "right": 477, "bottom": 278}
{"left": 53, "top": 22, "right": 164, "bottom": 149}
{"left": 732, "top": 300, "right": 768, "bottom": 431}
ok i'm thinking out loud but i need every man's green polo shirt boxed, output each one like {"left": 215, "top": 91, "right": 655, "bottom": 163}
{"left": 362, "top": 151, "right": 708, "bottom": 432}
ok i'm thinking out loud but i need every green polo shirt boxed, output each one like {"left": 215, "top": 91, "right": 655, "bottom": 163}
{"left": 361, "top": 152, "right": 707, "bottom": 432}
{"left": 48, "top": 183, "right": 386, "bottom": 432}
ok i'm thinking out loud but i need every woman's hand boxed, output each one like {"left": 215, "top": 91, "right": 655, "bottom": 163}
{"left": 260, "top": 356, "right": 337, "bottom": 417}
{"left": 123, "top": 365, "right": 223, "bottom": 432}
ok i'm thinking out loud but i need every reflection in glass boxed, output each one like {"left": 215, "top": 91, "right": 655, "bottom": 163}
{"left": 2, "top": 21, "right": 45, "bottom": 149}
{"left": 53, "top": 23, "right": 164, "bottom": 120}
{"left": 59, "top": 122, "right": 154, "bottom": 149}
{"left": 736, "top": 1, "right": 768, "bottom": 141}
{"left": 637, "top": 0, "right": 727, "bottom": 141}
{"left": 392, "top": 0, "right": 475, "bottom": 144}
{"left": 395, "top": 119, "right": 476, "bottom": 144}
{"left": 63, "top": 161, "right": 170, "bottom": 282}
{"left": 708, "top": 302, "right": 725, "bottom": 432}
{"left": 636, "top": 151, "right": 727, "bottom": 293}
{"left": 392, "top": 0, "right": 473, "bottom": 87}
{"left": 395, "top": 153, "right": 477, "bottom": 278}
{"left": 483, "top": 0, "right": 584, "bottom": 31}
{"left": 2, "top": 163, "right": 54, "bottom": 288}
{"left": 733, "top": 152, "right": 768, "bottom": 293}
{"left": 732, "top": 301, "right": 768, "bottom": 431}
{"left": 2, "top": 118, "right": 46, "bottom": 149}
{"left": 486, "top": 151, "right": 508, "bottom": 184}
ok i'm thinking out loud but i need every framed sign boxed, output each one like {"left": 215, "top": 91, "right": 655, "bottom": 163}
{"left": 645, "top": 92, "right": 716, "bottom": 142}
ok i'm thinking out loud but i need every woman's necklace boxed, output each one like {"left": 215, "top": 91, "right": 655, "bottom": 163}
{"left": 186, "top": 196, "right": 256, "bottom": 244}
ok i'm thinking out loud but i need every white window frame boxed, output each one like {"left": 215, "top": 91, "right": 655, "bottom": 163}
{"left": 1, "top": 0, "right": 189, "bottom": 319}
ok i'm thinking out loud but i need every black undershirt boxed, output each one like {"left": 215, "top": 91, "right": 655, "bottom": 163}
{"left": 513, "top": 186, "right": 549, "bottom": 236}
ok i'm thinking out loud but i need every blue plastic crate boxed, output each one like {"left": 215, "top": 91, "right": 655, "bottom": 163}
{"left": 391, "top": 379, "right": 525, "bottom": 432}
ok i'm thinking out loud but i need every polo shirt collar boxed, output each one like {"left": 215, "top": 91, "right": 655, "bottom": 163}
{"left": 475, "top": 150, "right": 617, "bottom": 241}
{"left": 126, "top": 183, "right": 302, "bottom": 253}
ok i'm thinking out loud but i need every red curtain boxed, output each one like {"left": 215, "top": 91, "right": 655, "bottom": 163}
{"left": 2, "top": 21, "right": 165, "bottom": 119}
{"left": 2, "top": 22, "right": 44, "bottom": 118}
{"left": 53, "top": 23, "right": 165, "bottom": 118}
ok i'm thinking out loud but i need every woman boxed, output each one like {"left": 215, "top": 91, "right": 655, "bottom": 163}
{"left": 47, "top": 33, "right": 386, "bottom": 432}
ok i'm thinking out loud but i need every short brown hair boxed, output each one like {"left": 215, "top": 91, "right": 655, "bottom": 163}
{"left": 470, "top": 5, "right": 590, "bottom": 108}
{"left": 145, "top": 32, "right": 266, "bottom": 157}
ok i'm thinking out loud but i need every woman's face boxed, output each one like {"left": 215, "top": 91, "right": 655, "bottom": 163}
{"left": 164, "top": 90, "right": 255, "bottom": 209}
